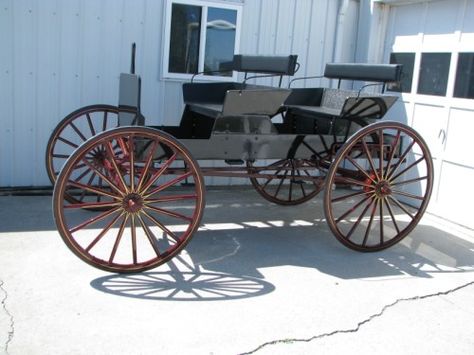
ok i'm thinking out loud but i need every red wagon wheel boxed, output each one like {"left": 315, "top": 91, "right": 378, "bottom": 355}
{"left": 324, "top": 121, "right": 434, "bottom": 251}
{"left": 53, "top": 126, "right": 205, "bottom": 273}
{"left": 248, "top": 118, "right": 370, "bottom": 205}
{"left": 247, "top": 157, "right": 323, "bottom": 206}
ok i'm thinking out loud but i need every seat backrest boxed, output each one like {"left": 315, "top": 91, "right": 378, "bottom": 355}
{"left": 324, "top": 63, "right": 402, "bottom": 83}
{"left": 230, "top": 55, "right": 299, "bottom": 76}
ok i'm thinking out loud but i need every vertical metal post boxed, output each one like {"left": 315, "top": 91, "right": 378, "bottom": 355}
{"left": 131, "top": 43, "right": 136, "bottom": 75}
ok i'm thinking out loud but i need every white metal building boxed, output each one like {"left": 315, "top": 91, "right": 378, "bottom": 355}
{"left": 1, "top": 0, "right": 473, "bottom": 228}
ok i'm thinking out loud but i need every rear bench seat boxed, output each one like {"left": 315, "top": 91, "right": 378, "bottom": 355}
{"left": 285, "top": 63, "right": 402, "bottom": 120}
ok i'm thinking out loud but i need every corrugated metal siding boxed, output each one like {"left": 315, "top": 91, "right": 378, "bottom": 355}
{"left": 0, "top": 0, "right": 344, "bottom": 187}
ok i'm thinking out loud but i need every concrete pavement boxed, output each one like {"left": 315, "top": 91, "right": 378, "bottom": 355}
{"left": 0, "top": 187, "right": 473, "bottom": 354}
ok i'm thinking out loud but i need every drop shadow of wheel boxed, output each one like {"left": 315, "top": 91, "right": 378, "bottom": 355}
{"left": 90, "top": 259, "right": 275, "bottom": 301}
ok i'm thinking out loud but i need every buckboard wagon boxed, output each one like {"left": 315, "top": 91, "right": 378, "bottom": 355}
{"left": 46, "top": 47, "right": 433, "bottom": 273}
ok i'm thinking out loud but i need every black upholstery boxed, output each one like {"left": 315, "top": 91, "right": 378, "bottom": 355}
{"left": 232, "top": 55, "right": 298, "bottom": 75}
{"left": 324, "top": 63, "right": 402, "bottom": 83}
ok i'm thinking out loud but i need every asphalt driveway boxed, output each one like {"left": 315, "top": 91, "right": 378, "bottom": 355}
{"left": 0, "top": 187, "right": 473, "bottom": 354}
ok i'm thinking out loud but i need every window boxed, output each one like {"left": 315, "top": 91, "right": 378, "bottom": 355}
{"left": 388, "top": 53, "right": 415, "bottom": 93}
{"left": 454, "top": 53, "right": 474, "bottom": 99}
{"left": 417, "top": 53, "right": 451, "bottom": 96}
{"left": 163, "top": 0, "right": 241, "bottom": 80}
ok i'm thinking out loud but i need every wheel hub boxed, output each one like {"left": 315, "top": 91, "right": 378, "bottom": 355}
{"left": 91, "top": 148, "right": 107, "bottom": 167}
{"left": 374, "top": 180, "right": 392, "bottom": 198}
{"left": 122, "top": 193, "right": 144, "bottom": 213}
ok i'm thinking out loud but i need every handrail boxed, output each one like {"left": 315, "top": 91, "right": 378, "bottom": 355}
{"left": 356, "top": 82, "right": 386, "bottom": 99}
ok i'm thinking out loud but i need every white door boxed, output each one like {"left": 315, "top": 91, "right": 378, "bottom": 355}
{"left": 382, "top": 0, "right": 474, "bottom": 229}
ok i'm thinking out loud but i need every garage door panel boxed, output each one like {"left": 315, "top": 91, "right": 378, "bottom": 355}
{"left": 444, "top": 108, "right": 474, "bottom": 167}
{"left": 412, "top": 103, "right": 446, "bottom": 158}
{"left": 422, "top": 0, "right": 459, "bottom": 48}
{"left": 461, "top": 0, "right": 474, "bottom": 47}
{"left": 390, "top": 4, "right": 424, "bottom": 50}
{"left": 437, "top": 162, "right": 474, "bottom": 228}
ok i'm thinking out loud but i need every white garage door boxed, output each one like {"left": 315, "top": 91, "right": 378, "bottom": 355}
{"left": 382, "top": 0, "right": 474, "bottom": 229}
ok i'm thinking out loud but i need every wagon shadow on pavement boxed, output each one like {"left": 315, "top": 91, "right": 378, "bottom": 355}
{"left": 90, "top": 192, "right": 474, "bottom": 301}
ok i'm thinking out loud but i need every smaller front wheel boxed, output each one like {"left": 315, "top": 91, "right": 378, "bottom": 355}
{"left": 324, "top": 121, "right": 434, "bottom": 251}
{"left": 53, "top": 126, "right": 205, "bottom": 273}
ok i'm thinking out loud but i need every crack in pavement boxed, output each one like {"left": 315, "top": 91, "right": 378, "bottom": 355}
{"left": 239, "top": 281, "right": 474, "bottom": 355}
{"left": 0, "top": 280, "right": 14, "bottom": 355}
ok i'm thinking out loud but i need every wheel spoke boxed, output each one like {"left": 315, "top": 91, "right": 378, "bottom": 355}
{"left": 332, "top": 189, "right": 371, "bottom": 203}
{"left": 67, "top": 180, "right": 119, "bottom": 200}
{"left": 64, "top": 201, "right": 121, "bottom": 209}
{"left": 105, "top": 140, "right": 129, "bottom": 193}
{"left": 288, "top": 167, "right": 294, "bottom": 201}
{"left": 146, "top": 194, "right": 197, "bottom": 203}
{"left": 86, "top": 113, "right": 96, "bottom": 135}
{"left": 346, "top": 155, "right": 377, "bottom": 184}
{"left": 387, "top": 195, "right": 415, "bottom": 220}
{"left": 78, "top": 172, "right": 97, "bottom": 202}
{"left": 73, "top": 167, "right": 92, "bottom": 182}
{"left": 85, "top": 211, "right": 124, "bottom": 252}
{"left": 261, "top": 161, "right": 288, "bottom": 189}
{"left": 81, "top": 158, "right": 126, "bottom": 197}
{"left": 140, "top": 152, "right": 178, "bottom": 195}
{"left": 144, "top": 204, "right": 193, "bottom": 222}
{"left": 296, "top": 170, "right": 307, "bottom": 197}
{"left": 384, "top": 197, "right": 400, "bottom": 234}
{"left": 97, "top": 177, "right": 104, "bottom": 202}
{"left": 58, "top": 136, "right": 79, "bottom": 149}
{"left": 136, "top": 214, "right": 162, "bottom": 257}
{"left": 362, "top": 198, "right": 378, "bottom": 247}
{"left": 109, "top": 214, "right": 129, "bottom": 263}
{"left": 131, "top": 215, "right": 137, "bottom": 264}
{"left": 274, "top": 169, "right": 288, "bottom": 198}
{"left": 383, "top": 130, "right": 401, "bottom": 179}
{"left": 335, "top": 194, "right": 373, "bottom": 224}
{"left": 70, "top": 122, "right": 87, "bottom": 142}
{"left": 386, "top": 139, "right": 416, "bottom": 181}
{"left": 345, "top": 197, "right": 375, "bottom": 239}
{"left": 129, "top": 135, "right": 135, "bottom": 191}
{"left": 69, "top": 206, "right": 121, "bottom": 233}
{"left": 335, "top": 177, "right": 374, "bottom": 189}
{"left": 52, "top": 154, "right": 69, "bottom": 159}
{"left": 379, "top": 129, "right": 384, "bottom": 179}
{"left": 391, "top": 176, "right": 428, "bottom": 187}
{"left": 391, "top": 189, "right": 425, "bottom": 201}
{"left": 361, "top": 139, "right": 380, "bottom": 181}
{"left": 379, "top": 198, "right": 384, "bottom": 245}
{"left": 136, "top": 140, "right": 159, "bottom": 192}
{"left": 102, "top": 111, "right": 108, "bottom": 131}
{"left": 389, "top": 156, "right": 425, "bottom": 183}
{"left": 145, "top": 171, "right": 193, "bottom": 198}
{"left": 141, "top": 210, "right": 180, "bottom": 242}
